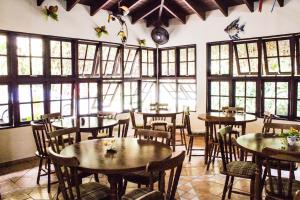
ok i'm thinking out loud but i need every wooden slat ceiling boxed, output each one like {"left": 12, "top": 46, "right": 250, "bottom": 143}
{"left": 37, "top": 0, "right": 285, "bottom": 27}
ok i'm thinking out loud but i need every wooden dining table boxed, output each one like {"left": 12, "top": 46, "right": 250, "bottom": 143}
{"left": 236, "top": 134, "right": 300, "bottom": 200}
{"left": 60, "top": 138, "right": 173, "bottom": 200}
{"left": 198, "top": 112, "right": 257, "bottom": 164}
{"left": 52, "top": 116, "right": 118, "bottom": 142}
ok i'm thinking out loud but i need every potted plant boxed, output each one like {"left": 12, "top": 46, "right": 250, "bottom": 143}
{"left": 280, "top": 128, "right": 300, "bottom": 146}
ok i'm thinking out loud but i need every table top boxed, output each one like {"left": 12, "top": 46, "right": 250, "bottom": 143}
{"left": 236, "top": 134, "right": 300, "bottom": 156}
{"left": 60, "top": 138, "right": 173, "bottom": 174}
{"left": 198, "top": 112, "right": 257, "bottom": 123}
{"left": 52, "top": 116, "right": 118, "bottom": 131}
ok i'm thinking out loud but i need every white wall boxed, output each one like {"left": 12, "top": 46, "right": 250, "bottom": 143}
{"left": 0, "top": 0, "right": 300, "bottom": 163}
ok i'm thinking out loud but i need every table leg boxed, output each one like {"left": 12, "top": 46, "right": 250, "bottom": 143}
{"left": 204, "top": 122, "right": 210, "bottom": 164}
{"left": 76, "top": 131, "right": 81, "bottom": 143}
{"left": 239, "top": 123, "right": 247, "bottom": 161}
{"left": 107, "top": 175, "right": 120, "bottom": 200}
{"left": 254, "top": 155, "right": 263, "bottom": 200}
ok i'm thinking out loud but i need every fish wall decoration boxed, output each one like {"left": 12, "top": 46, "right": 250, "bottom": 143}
{"left": 224, "top": 18, "right": 245, "bottom": 40}
{"left": 42, "top": 5, "right": 58, "bottom": 21}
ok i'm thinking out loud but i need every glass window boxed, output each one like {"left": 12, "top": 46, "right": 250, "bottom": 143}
{"left": 18, "top": 84, "right": 44, "bottom": 122}
{"left": 50, "top": 83, "right": 73, "bottom": 116}
{"left": 0, "top": 35, "right": 8, "bottom": 76}
{"left": 102, "top": 82, "right": 122, "bottom": 112}
{"left": 264, "top": 81, "right": 289, "bottom": 116}
{"left": 50, "top": 40, "right": 72, "bottom": 76}
{"left": 159, "top": 80, "right": 176, "bottom": 111}
{"left": 297, "top": 82, "right": 300, "bottom": 117}
{"left": 235, "top": 81, "right": 256, "bottom": 113}
{"left": 124, "top": 81, "right": 138, "bottom": 110}
{"left": 178, "top": 79, "right": 196, "bottom": 111}
{"left": 102, "top": 45, "right": 121, "bottom": 78}
{"left": 179, "top": 47, "right": 196, "bottom": 76}
{"left": 78, "top": 42, "right": 98, "bottom": 77}
{"left": 79, "top": 82, "right": 98, "bottom": 115}
{"left": 160, "top": 49, "right": 176, "bottom": 76}
{"left": 0, "top": 85, "right": 10, "bottom": 125}
{"left": 17, "top": 36, "right": 43, "bottom": 76}
{"left": 210, "top": 44, "right": 230, "bottom": 75}
{"left": 263, "top": 39, "right": 292, "bottom": 75}
{"left": 141, "top": 81, "right": 156, "bottom": 112}
{"left": 210, "top": 81, "right": 229, "bottom": 111}
{"left": 124, "top": 47, "right": 140, "bottom": 78}
{"left": 141, "top": 49, "right": 155, "bottom": 77}
{"left": 234, "top": 42, "right": 259, "bottom": 76}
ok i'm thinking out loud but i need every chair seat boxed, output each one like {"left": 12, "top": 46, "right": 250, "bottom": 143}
{"left": 77, "top": 182, "right": 110, "bottom": 200}
{"left": 263, "top": 160, "right": 298, "bottom": 171}
{"left": 124, "top": 170, "right": 160, "bottom": 185}
{"left": 265, "top": 177, "right": 300, "bottom": 199}
{"left": 122, "top": 188, "right": 164, "bottom": 200}
{"left": 220, "top": 161, "right": 256, "bottom": 178}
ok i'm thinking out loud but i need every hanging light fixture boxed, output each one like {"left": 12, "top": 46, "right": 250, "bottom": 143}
{"left": 151, "top": 26, "right": 169, "bottom": 45}
{"left": 108, "top": 0, "right": 129, "bottom": 44}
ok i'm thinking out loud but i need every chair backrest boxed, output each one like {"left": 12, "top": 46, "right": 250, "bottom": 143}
{"left": 48, "top": 127, "right": 78, "bottom": 153}
{"left": 262, "top": 112, "right": 273, "bottom": 133}
{"left": 218, "top": 126, "right": 240, "bottom": 172}
{"left": 42, "top": 112, "right": 62, "bottom": 132}
{"left": 98, "top": 111, "right": 117, "bottom": 119}
{"left": 130, "top": 111, "right": 137, "bottom": 128}
{"left": 48, "top": 147, "right": 81, "bottom": 200}
{"left": 136, "top": 129, "right": 171, "bottom": 145}
{"left": 262, "top": 147, "right": 300, "bottom": 199}
{"left": 146, "top": 151, "right": 185, "bottom": 200}
{"left": 263, "top": 122, "right": 300, "bottom": 136}
{"left": 185, "top": 112, "right": 192, "bottom": 136}
{"left": 222, "top": 106, "right": 244, "bottom": 113}
{"left": 143, "top": 113, "right": 176, "bottom": 131}
{"left": 31, "top": 121, "right": 49, "bottom": 157}
{"left": 117, "top": 118, "right": 129, "bottom": 137}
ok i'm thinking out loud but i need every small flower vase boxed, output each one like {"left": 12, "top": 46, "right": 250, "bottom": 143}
{"left": 287, "top": 136, "right": 297, "bottom": 146}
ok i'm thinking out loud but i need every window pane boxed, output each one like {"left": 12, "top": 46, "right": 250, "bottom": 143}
{"left": 17, "top": 37, "right": 30, "bottom": 56}
{"left": 32, "top": 84, "right": 44, "bottom": 102}
{"left": 0, "top": 35, "right": 7, "bottom": 55}
{"left": 62, "top": 84, "right": 72, "bottom": 99}
{"left": 31, "top": 58, "right": 43, "bottom": 75}
{"left": 279, "top": 57, "right": 291, "bottom": 72}
{"left": 62, "top": 42, "right": 71, "bottom": 58}
{"left": 142, "top": 81, "right": 156, "bottom": 112}
{"left": 159, "top": 81, "right": 176, "bottom": 112}
{"left": 211, "top": 45, "right": 219, "bottom": 59}
{"left": 103, "top": 82, "right": 121, "bottom": 112}
{"left": 276, "top": 99, "right": 288, "bottom": 116}
{"left": 246, "top": 98, "right": 256, "bottom": 113}
{"left": 266, "top": 41, "right": 277, "bottom": 57}
{"left": 31, "top": 38, "right": 43, "bottom": 57}
{"left": 50, "top": 84, "right": 61, "bottom": 100}
{"left": 277, "top": 82, "right": 288, "bottom": 98}
{"left": 62, "top": 100, "right": 71, "bottom": 115}
{"left": 237, "top": 44, "right": 247, "bottom": 58}
{"left": 264, "top": 82, "right": 275, "bottom": 98}
{"left": 20, "top": 104, "right": 32, "bottom": 122}
{"left": 246, "top": 82, "right": 256, "bottom": 97}
{"left": 278, "top": 40, "right": 290, "bottom": 56}
{"left": 220, "top": 82, "right": 229, "bottom": 96}
{"left": 178, "top": 81, "right": 196, "bottom": 111}
{"left": 50, "top": 41, "right": 60, "bottom": 57}
{"left": 0, "top": 105, "right": 9, "bottom": 124}
{"left": 0, "top": 56, "right": 7, "bottom": 75}
{"left": 18, "top": 57, "right": 30, "bottom": 75}
{"left": 264, "top": 99, "right": 275, "bottom": 114}
{"left": 0, "top": 85, "right": 8, "bottom": 104}
{"left": 220, "top": 45, "right": 229, "bottom": 59}
{"left": 33, "top": 102, "right": 44, "bottom": 120}
{"left": 19, "top": 85, "right": 31, "bottom": 102}
{"left": 235, "top": 82, "right": 245, "bottom": 96}
{"left": 50, "top": 101, "right": 60, "bottom": 113}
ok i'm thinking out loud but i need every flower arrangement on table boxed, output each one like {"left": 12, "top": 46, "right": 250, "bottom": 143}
{"left": 104, "top": 139, "right": 117, "bottom": 153}
{"left": 280, "top": 128, "right": 300, "bottom": 146}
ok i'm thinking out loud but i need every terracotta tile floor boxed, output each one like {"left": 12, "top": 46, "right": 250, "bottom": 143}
{"left": 0, "top": 136, "right": 266, "bottom": 200}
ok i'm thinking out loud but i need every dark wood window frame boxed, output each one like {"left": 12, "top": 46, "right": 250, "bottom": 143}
{"left": 207, "top": 32, "right": 300, "bottom": 121}
{"left": 0, "top": 29, "right": 197, "bottom": 129}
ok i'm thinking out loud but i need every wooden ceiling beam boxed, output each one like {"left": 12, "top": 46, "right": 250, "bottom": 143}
{"left": 241, "top": 0, "right": 254, "bottom": 12}
{"left": 37, "top": 0, "right": 44, "bottom": 6}
{"left": 213, "top": 0, "right": 228, "bottom": 16}
{"left": 66, "top": 0, "right": 80, "bottom": 11}
{"left": 163, "top": 0, "right": 187, "bottom": 24}
{"left": 131, "top": 1, "right": 161, "bottom": 24}
{"left": 182, "top": 0, "right": 206, "bottom": 20}
{"left": 90, "top": 0, "right": 112, "bottom": 16}
{"left": 277, "top": 0, "right": 284, "bottom": 7}
{"left": 146, "top": 15, "right": 169, "bottom": 27}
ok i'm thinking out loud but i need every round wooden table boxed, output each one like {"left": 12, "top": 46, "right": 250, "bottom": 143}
{"left": 52, "top": 116, "right": 118, "bottom": 142}
{"left": 198, "top": 112, "right": 257, "bottom": 164}
{"left": 60, "top": 138, "right": 172, "bottom": 200}
{"left": 236, "top": 134, "right": 300, "bottom": 200}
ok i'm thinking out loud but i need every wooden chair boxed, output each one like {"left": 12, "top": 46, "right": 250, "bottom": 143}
{"left": 116, "top": 118, "right": 129, "bottom": 138}
{"left": 263, "top": 147, "right": 300, "bottom": 200}
{"left": 31, "top": 121, "right": 56, "bottom": 193}
{"left": 185, "top": 112, "right": 206, "bottom": 162}
{"left": 149, "top": 103, "right": 168, "bottom": 112}
{"left": 175, "top": 111, "right": 187, "bottom": 149}
{"left": 262, "top": 112, "right": 273, "bottom": 133}
{"left": 218, "top": 126, "right": 256, "bottom": 200}
{"left": 130, "top": 111, "right": 144, "bottom": 137}
{"left": 261, "top": 122, "right": 300, "bottom": 192}
{"left": 48, "top": 127, "right": 99, "bottom": 182}
{"left": 143, "top": 113, "right": 176, "bottom": 151}
{"left": 122, "top": 151, "right": 185, "bottom": 200}
{"left": 222, "top": 106, "right": 245, "bottom": 113}
{"left": 42, "top": 112, "right": 62, "bottom": 132}
{"left": 122, "top": 129, "right": 172, "bottom": 192}
{"left": 48, "top": 148, "right": 110, "bottom": 200}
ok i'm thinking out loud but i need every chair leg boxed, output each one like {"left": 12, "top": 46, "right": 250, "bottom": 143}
{"left": 250, "top": 178, "right": 255, "bottom": 200}
{"left": 221, "top": 175, "right": 230, "bottom": 200}
{"left": 261, "top": 167, "right": 268, "bottom": 193}
{"left": 212, "top": 145, "right": 218, "bottom": 164}
{"left": 227, "top": 176, "right": 234, "bottom": 199}
{"left": 206, "top": 144, "right": 214, "bottom": 171}
{"left": 37, "top": 157, "right": 43, "bottom": 184}
{"left": 180, "top": 129, "right": 184, "bottom": 145}
{"left": 182, "top": 129, "right": 187, "bottom": 150}
{"left": 188, "top": 137, "right": 194, "bottom": 162}
{"left": 47, "top": 158, "right": 51, "bottom": 193}
{"left": 187, "top": 137, "right": 191, "bottom": 155}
